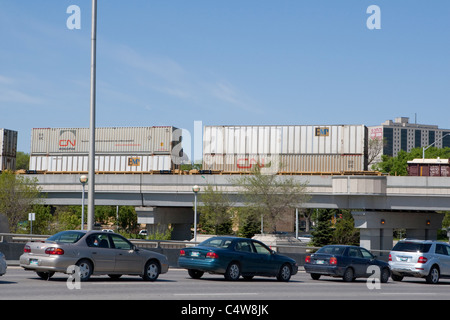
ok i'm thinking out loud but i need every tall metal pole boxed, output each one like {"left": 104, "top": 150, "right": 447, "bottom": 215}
{"left": 87, "top": 0, "right": 97, "bottom": 230}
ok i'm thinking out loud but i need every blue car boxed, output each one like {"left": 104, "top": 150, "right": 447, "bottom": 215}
{"left": 304, "top": 245, "right": 390, "bottom": 283}
{"left": 178, "top": 236, "right": 298, "bottom": 281}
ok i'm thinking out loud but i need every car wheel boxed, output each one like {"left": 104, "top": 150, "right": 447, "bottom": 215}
{"left": 224, "top": 262, "right": 240, "bottom": 281}
{"left": 391, "top": 273, "right": 403, "bottom": 282}
{"left": 380, "top": 268, "right": 390, "bottom": 283}
{"left": 426, "top": 266, "right": 440, "bottom": 284}
{"left": 36, "top": 271, "right": 54, "bottom": 280}
{"left": 310, "top": 273, "right": 321, "bottom": 280}
{"left": 76, "top": 259, "right": 93, "bottom": 281}
{"left": 277, "top": 264, "right": 292, "bottom": 282}
{"left": 188, "top": 269, "right": 204, "bottom": 279}
{"left": 343, "top": 267, "right": 354, "bottom": 282}
{"left": 143, "top": 259, "right": 160, "bottom": 281}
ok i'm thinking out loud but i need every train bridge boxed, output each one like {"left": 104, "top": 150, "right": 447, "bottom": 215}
{"left": 21, "top": 173, "right": 450, "bottom": 252}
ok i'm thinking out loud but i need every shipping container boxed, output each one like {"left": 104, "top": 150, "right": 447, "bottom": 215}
{"left": 203, "top": 125, "right": 368, "bottom": 172}
{"left": 29, "top": 154, "right": 172, "bottom": 172}
{"left": 407, "top": 159, "right": 450, "bottom": 177}
{"left": 202, "top": 153, "right": 366, "bottom": 173}
{"left": 30, "top": 127, "right": 178, "bottom": 155}
{"left": 0, "top": 129, "right": 18, "bottom": 170}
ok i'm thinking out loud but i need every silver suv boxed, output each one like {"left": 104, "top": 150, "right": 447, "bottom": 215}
{"left": 389, "top": 239, "right": 450, "bottom": 284}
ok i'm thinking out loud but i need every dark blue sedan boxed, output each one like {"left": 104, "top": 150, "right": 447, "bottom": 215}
{"left": 178, "top": 236, "right": 298, "bottom": 281}
{"left": 304, "top": 245, "right": 390, "bottom": 283}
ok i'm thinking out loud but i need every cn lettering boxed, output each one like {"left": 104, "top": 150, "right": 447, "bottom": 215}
{"left": 59, "top": 139, "right": 76, "bottom": 147}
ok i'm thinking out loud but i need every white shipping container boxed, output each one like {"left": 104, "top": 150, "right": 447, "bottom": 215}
{"left": 30, "top": 155, "right": 172, "bottom": 172}
{"left": 203, "top": 125, "right": 367, "bottom": 156}
{"left": 31, "top": 127, "right": 177, "bottom": 155}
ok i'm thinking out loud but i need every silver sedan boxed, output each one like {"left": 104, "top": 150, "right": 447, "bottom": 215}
{"left": 20, "top": 230, "right": 169, "bottom": 281}
{"left": 0, "top": 251, "right": 6, "bottom": 276}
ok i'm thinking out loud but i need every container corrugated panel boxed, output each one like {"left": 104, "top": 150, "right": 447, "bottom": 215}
{"left": 204, "top": 125, "right": 367, "bottom": 156}
{"left": 0, "top": 156, "right": 16, "bottom": 171}
{"left": 202, "top": 153, "right": 366, "bottom": 172}
{"left": 0, "top": 129, "right": 18, "bottom": 157}
{"left": 30, "top": 155, "right": 172, "bottom": 172}
{"left": 30, "top": 127, "right": 176, "bottom": 155}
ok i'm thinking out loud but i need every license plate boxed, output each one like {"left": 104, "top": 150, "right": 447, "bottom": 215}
{"left": 316, "top": 260, "right": 325, "bottom": 265}
{"left": 191, "top": 252, "right": 200, "bottom": 257}
{"left": 30, "top": 259, "right": 39, "bottom": 266}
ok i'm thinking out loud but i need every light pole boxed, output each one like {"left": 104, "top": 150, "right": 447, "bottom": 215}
{"left": 192, "top": 185, "right": 200, "bottom": 242}
{"left": 79, "top": 175, "right": 88, "bottom": 230}
{"left": 422, "top": 133, "right": 450, "bottom": 159}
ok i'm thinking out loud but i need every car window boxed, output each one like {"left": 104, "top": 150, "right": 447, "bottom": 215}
{"left": 317, "top": 246, "right": 345, "bottom": 255}
{"left": 347, "top": 247, "right": 363, "bottom": 258}
{"left": 110, "top": 234, "right": 133, "bottom": 250}
{"left": 360, "top": 248, "right": 374, "bottom": 259}
{"left": 436, "top": 244, "right": 450, "bottom": 256}
{"left": 391, "top": 242, "right": 432, "bottom": 253}
{"left": 200, "top": 238, "right": 233, "bottom": 249}
{"left": 47, "top": 231, "right": 85, "bottom": 244}
{"left": 235, "top": 240, "right": 255, "bottom": 253}
{"left": 86, "top": 234, "right": 111, "bottom": 248}
{"left": 253, "top": 242, "right": 272, "bottom": 255}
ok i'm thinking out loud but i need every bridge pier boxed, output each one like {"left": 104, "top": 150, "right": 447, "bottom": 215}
{"left": 352, "top": 211, "right": 444, "bottom": 256}
{"left": 135, "top": 206, "right": 194, "bottom": 240}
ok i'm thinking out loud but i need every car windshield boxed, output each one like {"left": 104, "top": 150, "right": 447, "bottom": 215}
{"left": 317, "top": 246, "right": 346, "bottom": 255}
{"left": 47, "top": 231, "right": 85, "bottom": 244}
{"left": 392, "top": 242, "right": 432, "bottom": 253}
{"left": 200, "top": 238, "right": 233, "bottom": 249}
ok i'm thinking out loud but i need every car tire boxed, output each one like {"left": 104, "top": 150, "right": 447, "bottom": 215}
{"left": 36, "top": 271, "right": 54, "bottom": 280}
{"left": 343, "top": 267, "right": 354, "bottom": 282}
{"left": 425, "top": 265, "right": 440, "bottom": 284}
{"left": 391, "top": 273, "right": 403, "bottom": 282}
{"left": 310, "top": 273, "right": 321, "bottom": 280}
{"left": 277, "top": 264, "right": 292, "bottom": 282}
{"left": 143, "top": 259, "right": 160, "bottom": 281}
{"left": 188, "top": 269, "right": 204, "bottom": 279}
{"left": 224, "top": 262, "right": 241, "bottom": 281}
{"left": 380, "top": 267, "right": 390, "bottom": 283}
{"left": 76, "top": 259, "right": 93, "bottom": 282}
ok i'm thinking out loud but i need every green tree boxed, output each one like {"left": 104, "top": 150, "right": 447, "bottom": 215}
{"left": 0, "top": 171, "right": 43, "bottom": 232}
{"left": 198, "top": 184, "right": 233, "bottom": 235}
{"left": 311, "top": 209, "right": 334, "bottom": 247}
{"left": 332, "top": 210, "right": 359, "bottom": 245}
{"left": 16, "top": 152, "right": 30, "bottom": 171}
{"left": 233, "top": 166, "right": 310, "bottom": 233}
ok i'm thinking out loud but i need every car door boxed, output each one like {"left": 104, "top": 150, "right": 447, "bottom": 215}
{"left": 252, "top": 241, "right": 279, "bottom": 275}
{"left": 234, "top": 239, "right": 260, "bottom": 274}
{"left": 85, "top": 233, "right": 115, "bottom": 273}
{"left": 346, "top": 247, "right": 368, "bottom": 277}
{"left": 435, "top": 244, "right": 450, "bottom": 276}
{"left": 110, "top": 234, "right": 143, "bottom": 274}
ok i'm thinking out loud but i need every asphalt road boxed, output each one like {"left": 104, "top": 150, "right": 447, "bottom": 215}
{"left": 1, "top": 266, "right": 450, "bottom": 302}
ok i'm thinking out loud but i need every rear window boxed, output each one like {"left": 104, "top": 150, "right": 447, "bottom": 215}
{"left": 392, "top": 242, "right": 432, "bottom": 253}
{"left": 317, "top": 246, "right": 346, "bottom": 255}
{"left": 200, "top": 238, "right": 233, "bottom": 249}
{"left": 47, "top": 231, "right": 85, "bottom": 244}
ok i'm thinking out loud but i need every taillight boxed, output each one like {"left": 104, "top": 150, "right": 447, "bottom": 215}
{"left": 305, "top": 255, "right": 311, "bottom": 264}
{"left": 329, "top": 257, "right": 338, "bottom": 265}
{"left": 179, "top": 249, "right": 185, "bottom": 256}
{"left": 206, "top": 252, "right": 218, "bottom": 259}
{"left": 45, "top": 247, "right": 64, "bottom": 255}
{"left": 418, "top": 256, "right": 428, "bottom": 264}
{"left": 23, "top": 245, "right": 31, "bottom": 253}
{"left": 389, "top": 254, "right": 392, "bottom": 262}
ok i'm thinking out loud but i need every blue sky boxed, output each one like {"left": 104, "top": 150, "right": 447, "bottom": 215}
{"left": 1, "top": 1, "right": 449, "bottom": 161}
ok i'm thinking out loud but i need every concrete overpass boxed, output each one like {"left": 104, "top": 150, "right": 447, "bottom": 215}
{"left": 31, "top": 173, "right": 448, "bottom": 251}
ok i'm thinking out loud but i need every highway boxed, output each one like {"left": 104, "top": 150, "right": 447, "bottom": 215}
{"left": 1, "top": 266, "right": 449, "bottom": 302}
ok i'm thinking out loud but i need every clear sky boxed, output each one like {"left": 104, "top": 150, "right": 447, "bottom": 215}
{"left": 1, "top": 1, "right": 449, "bottom": 161}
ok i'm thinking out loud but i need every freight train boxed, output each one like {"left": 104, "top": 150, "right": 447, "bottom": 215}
{"left": 25, "top": 125, "right": 374, "bottom": 175}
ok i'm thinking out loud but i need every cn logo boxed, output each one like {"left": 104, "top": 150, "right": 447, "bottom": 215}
{"left": 59, "top": 139, "right": 76, "bottom": 147}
